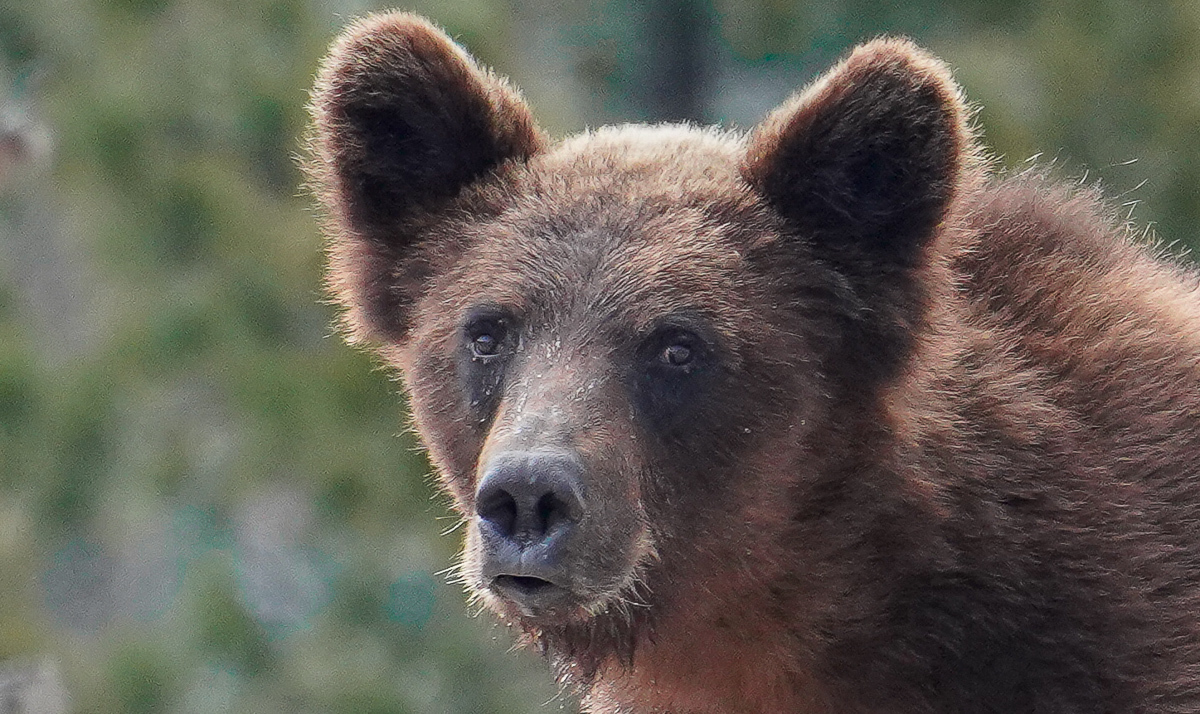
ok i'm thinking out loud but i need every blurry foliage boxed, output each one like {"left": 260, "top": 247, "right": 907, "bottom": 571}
{"left": 0, "top": 0, "right": 1197, "bottom": 711}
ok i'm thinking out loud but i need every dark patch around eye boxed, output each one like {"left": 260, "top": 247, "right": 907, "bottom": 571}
{"left": 633, "top": 321, "right": 719, "bottom": 434}
{"left": 458, "top": 306, "right": 517, "bottom": 426}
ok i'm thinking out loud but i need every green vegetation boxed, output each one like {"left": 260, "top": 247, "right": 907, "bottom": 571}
{"left": 0, "top": 0, "right": 1196, "bottom": 711}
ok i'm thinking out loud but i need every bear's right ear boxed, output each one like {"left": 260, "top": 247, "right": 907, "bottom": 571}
{"left": 741, "top": 38, "right": 972, "bottom": 273}
{"left": 308, "top": 13, "right": 544, "bottom": 343}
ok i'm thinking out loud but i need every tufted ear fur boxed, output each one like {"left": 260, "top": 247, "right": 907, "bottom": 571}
{"left": 308, "top": 12, "right": 545, "bottom": 342}
{"left": 742, "top": 38, "right": 972, "bottom": 274}
{"left": 741, "top": 39, "right": 976, "bottom": 386}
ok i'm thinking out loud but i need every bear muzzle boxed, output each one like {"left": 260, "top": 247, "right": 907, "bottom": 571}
{"left": 475, "top": 449, "right": 587, "bottom": 617}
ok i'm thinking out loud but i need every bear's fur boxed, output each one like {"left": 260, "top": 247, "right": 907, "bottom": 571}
{"left": 307, "top": 13, "right": 1200, "bottom": 713}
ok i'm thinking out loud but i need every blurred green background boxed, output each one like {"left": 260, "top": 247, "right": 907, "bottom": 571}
{"left": 0, "top": 0, "right": 1198, "bottom": 712}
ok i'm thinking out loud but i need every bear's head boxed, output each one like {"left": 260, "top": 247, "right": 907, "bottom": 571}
{"left": 308, "top": 12, "right": 975, "bottom": 680}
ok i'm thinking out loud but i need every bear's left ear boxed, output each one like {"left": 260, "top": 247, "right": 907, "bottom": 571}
{"left": 742, "top": 38, "right": 972, "bottom": 271}
{"left": 309, "top": 12, "right": 544, "bottom": 229}
{"left": 308, "top": 13, "right": 545, "bottom": 343}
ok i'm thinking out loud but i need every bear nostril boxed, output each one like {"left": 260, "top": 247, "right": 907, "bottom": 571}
{"left": 537, "top": 492, "right": 571, "bottom": 534}
{"left": 477, "top": 487, "right": 518, "bottom": 537}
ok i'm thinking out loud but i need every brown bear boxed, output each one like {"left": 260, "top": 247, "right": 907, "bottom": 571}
{"left": 306, "top": 12, "right": 1200, "bottom": 713}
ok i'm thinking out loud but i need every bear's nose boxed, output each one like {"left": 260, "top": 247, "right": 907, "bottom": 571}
{"left": 474, "top": 450, "right": 585, "bottom": 614}
{"left": 475, "top": 450, "right": 584, "bottom": 549}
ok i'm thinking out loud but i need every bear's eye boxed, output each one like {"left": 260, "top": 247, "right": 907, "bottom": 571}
{"left": 466, "top": 318, "right": 508, "bottom": 360}
{"left": 645, "top": 329, "right": 706, "bottom": 373}
{"left": 473, "top": 332, "right": 501, "bottom": 356}
{"left": 660, "top": 342, "right": 693, "bottom": 367}
{"left": 634, "top": 325, "right": 715, "bottom": 428}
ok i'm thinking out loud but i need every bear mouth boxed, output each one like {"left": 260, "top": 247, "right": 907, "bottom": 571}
{"left": 495, "top": 574, "right": 555, "bottom": 593}
{"left": 490, "top": 574, "right": 577, "bottom": 617}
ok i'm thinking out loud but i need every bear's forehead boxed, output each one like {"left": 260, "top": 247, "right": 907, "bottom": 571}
{"left": 485, "top": 124, "right": 762, "bottom": 265}
{"left": 530, "top": 124, "right": 747, "bottom": 192}
{"left": 449, "top": 204, "right": 753, "bottom": 334}
{"left": 419, "top": 125, "right": 776, "bottom": 344}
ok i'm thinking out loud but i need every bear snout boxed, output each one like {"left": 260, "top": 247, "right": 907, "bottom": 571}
{"left": 475, "top": 450, "right": 587, "bottom": 614}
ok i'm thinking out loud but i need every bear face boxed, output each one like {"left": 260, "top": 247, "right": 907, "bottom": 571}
{"left": 307, "top": 12, "right": 1200, "bottom": 714}
{"left": 309, "top": 10, "right": 962, "bottom": 630}
{"left": 399, "top": 132, "right": 834, "bottom": 641}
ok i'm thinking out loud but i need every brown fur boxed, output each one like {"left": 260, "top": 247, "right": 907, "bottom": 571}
{"left": 307, "top": 13, "right": 1200, "bottom": 713}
